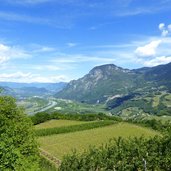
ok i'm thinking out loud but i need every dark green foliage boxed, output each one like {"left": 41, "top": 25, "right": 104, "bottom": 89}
{"left": 0, "top": 96, "right": 39, "bottom": 171}
{"left": 36, "top": 120, "right": 116, "bottom": 137}
{"left": 106, "top": 93, "right": 138, "bottom": 109}
{"left": 59, "top": 135, "right": 171, "bottom": 171}
{"left": 30, "top": 112, "right": 122, "bottom": 125}
{"left": 31, "top": 112, "right": 51, "bottom": 125}
{"left": 128, "top": 118, "right": 171, "bottom": 134}
{"left": 39, "top": 156, "right": 58, "bottom": 171}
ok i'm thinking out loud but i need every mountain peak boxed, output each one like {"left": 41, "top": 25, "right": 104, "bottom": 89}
{"left": 89, "top": 64, "right": 130, "bottom": 76}
{"left": 90, "top": 64, "right": 119, "bottom": 72}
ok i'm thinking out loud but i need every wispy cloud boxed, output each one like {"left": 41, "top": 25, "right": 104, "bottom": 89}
{"left": 4, "top": 0, "right": 53, "bottom": 5}
{"left": 0, "top": 43, "right": 30, "bottom": 65}
{"left": 66, "top": 43, "right": 77, "bottom": 48}
{"left": 30, "top": 44, "right": 56, "bottom": 53}
{"left": 52, "top": 54, "right": 117, "bottom": 64}
{"left": 0, "top": 71, "right": 69, "bottom": 83}
{"left": 143, "top": 56, "right": 171, "bottom": 67}
{"left": 0, "top": 11, "right": 51, "bottom": 25}
{"left": 33, "top": 65, "right": 62, "bottom": 71}
{"left": 115, "top": 0, "right": 171, "bottom": 17}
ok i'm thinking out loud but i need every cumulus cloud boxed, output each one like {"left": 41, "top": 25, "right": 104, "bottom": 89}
{"left": 134, "top": 23, "right": 171, "bottom": 67}
{"left": 143, "top": 56, "right": 171, "bottom": 67}
{"left": 159, "top": 23, "right": 165, "bottom": 30}
{"left": 135, "top": 40, "right": 161, "bottom": 57}
{"left": 158, "top": 23, "right": 171, "bottom": 37}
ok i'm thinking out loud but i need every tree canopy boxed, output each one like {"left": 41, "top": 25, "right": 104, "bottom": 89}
{"left": 0, "top": 96, "right": 39, "bottom": 171}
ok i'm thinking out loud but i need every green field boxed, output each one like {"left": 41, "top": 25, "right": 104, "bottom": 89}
{"left": 38, "top": 122, "right": 160, "bottom": 159}
{"left": 47, "top": 99, "right": 108, "bottom": 114}
{"left": 35, "top": 120, "right": 92, "bottom": 129}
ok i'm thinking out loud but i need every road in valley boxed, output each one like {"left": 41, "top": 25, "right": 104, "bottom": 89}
{"left": 28, "top": 99, "right": 57, "bottom": 115}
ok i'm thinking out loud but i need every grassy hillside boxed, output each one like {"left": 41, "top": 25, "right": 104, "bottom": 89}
{"left": 37, "top": 122, "right": 160, "bottom": 159}
{"left": 109, "top": 90, "right": 171, "bottom": 117}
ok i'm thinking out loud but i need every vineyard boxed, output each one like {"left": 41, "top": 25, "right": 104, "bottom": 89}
{"left": 36, "top": 119, "right": 161, "bottom": 163}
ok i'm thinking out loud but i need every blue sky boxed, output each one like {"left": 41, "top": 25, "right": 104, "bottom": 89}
{"left": 0, "top": 0, "right": 171, "bottom": 83}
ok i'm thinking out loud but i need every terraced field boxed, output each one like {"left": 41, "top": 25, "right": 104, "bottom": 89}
{"left": 37, "top": 121, "right": 160, "bottom": 159}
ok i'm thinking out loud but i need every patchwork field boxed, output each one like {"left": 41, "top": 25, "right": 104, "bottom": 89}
{"left": 37, "top": 122, "right": 160, "bottom": 159}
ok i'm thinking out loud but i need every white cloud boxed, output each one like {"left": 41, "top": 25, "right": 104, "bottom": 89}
{"left": 33, "top": 65, "right": 61, "bottom": 71}
{"left": 52, "top": 54, "right": 117, "bottom": 64}
{"left": 168, "top": 24, "right": 171, "bottom": 31}
{"left": 143, "top": 56, "right": 171, "bottom": 67}
{"left": 0, "top": 72, "right": 32, "bottom": 80}
{"left": 158, "top": 23, "right": 171, "bottom": 37}
{"left": 0, "top": 56, "right": 10, "bottom": 64}
{"left": 31, "top": 45, "right": 56, "bottom": 53}
{"left": 161, "top": 30, "right": 169, "bottom": 37}
{"left": 159, "top": 23, "right": 165, "bottom": 30}
{"left": 0, "top": 11, "right": 51, "bottom": 25}
{"left": 135, "top": 40, "right": 162, "bottom": 57}
{"left": 30, "top": 75, "right": 69, "bottom": 83}
{"left": 6, "top": 0, "right": 52, "bottom": 5}
{"left": 0, "top": 71, "right": 69, "bottom": 83}
{"left": 0, "top": 43, "right": 30, "bottom": 65}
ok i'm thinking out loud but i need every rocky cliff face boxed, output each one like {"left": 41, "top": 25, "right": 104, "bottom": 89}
{"left": 56, "top": 64, "right": 138, "bottom": 103}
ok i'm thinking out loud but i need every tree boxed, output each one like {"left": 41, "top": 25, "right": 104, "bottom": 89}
{"left": 0, "top": 96, "right": 39, "bottom": 171}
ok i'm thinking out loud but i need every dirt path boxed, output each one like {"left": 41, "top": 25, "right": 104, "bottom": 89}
{"left": 39, "top": 148, "right": 61, "bottom": 167}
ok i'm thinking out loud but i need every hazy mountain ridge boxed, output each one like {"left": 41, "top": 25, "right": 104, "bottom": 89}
{"left": 56, "top": 63, "right": 171, "bottom": 104}
{"left": 0, "top": 82, "right": 67, "bottom": 98}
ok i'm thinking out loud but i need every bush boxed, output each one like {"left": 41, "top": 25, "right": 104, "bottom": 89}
{"left": 0, "top": 96, "right": 39, "bottom": 170}
{"left": 59, "top": 135, "right": 171, "bottom": 171}
{"left": 30, "top": 112, "right": 122, "bottom": 125}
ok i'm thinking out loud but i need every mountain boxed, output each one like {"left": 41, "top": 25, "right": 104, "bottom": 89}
{"left": 56, "top": 63, "right": 171, "bottom": 104}
{"left": 0, "top": 82, "right": 67, "bottom": 92}
{"left": 0, "top": 82, "right": 67, "bottom": 98}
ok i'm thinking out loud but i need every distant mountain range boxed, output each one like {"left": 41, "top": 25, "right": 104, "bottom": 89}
{"left": 56, "top": 63, "right": 171, "bottom": 104}
{"left": 0, "top": 82, "right": 67, "bottom": 98}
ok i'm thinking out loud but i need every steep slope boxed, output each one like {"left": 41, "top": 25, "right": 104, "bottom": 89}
{"left": 56, "top": 63, "right": 171, "bottom": 104}
{"left": 143, "top": 62, "right": 171, "bottom": 90}
{"left": 56, "top": 64, "right": 141, "bottom": 103}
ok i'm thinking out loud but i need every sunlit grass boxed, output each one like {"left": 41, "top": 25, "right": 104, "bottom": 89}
{"left": 38, "top": 122, "right": 160, "bottom": 159}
